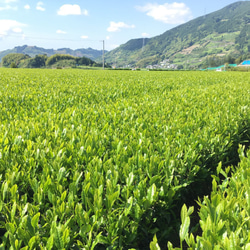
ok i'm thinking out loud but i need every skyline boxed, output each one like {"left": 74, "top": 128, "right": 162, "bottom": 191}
{"left": 0, "top": 0, "right": 248, "bottom": 52}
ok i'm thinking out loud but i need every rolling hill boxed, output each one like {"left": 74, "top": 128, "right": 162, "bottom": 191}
{"left": 0, "top": 45, "right": 106, "bottom": 62}
{"left": 104, "top": 1, "right": 250, "bottom": 68}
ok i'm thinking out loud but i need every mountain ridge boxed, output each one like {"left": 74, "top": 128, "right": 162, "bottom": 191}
{"left": 0, "top": 45, "right": 106, "bottom": 62}
{"left": 1, "top": 2, "right": 249, "bottom": 68}
{"left": 104, "top": 1, "right": 250, "bottom": 68}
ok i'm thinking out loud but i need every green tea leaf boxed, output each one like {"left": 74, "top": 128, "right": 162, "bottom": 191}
{"left": 181, "top": 204, "right": 188, "bottom": 224}
{"left": 150, "top": 235, "right": 161, "bottom": 250}
{"left": 6, "top": 223, "right": 15, "bottom": 234}
{"left": 28, "top": 236, "right": 37, "bottom": 249}
{"left": 11, "top": 202, "right": 17, "bottom": 221}
{"left": 46, "top": 235, "right": 54, "bottom": 250}
{"left": 147, "top": 183, "right": 157, "bottom": 204}
{"left": 179, "top": 216, "right": 190, "bottom": 242}
{"left": 2, "top": 182, "right": 8, "bottom": 201}
{"left": 124, "top": 197, "right": 133, "bottom": 216}
{"left": 31, "top": 212, "right": 40, "bottom": 230}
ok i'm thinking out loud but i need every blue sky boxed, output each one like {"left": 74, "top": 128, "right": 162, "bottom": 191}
{"left": 0, "top": 0, "right": 246, "bottom": 51}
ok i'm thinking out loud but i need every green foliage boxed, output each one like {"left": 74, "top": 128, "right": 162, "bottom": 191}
{"left": 45, "top": 54, "right": 76, "bottom": 66}
{"left": 163, "top": 146, "right": 250, "bottom": 249}
{"left": 76, "top": 56, "right": 94, "bottom": 66}
{"left": 10, "top": 62, "right": 17, "bottom": 68}
{"left": 2, "top": 53, "right": 30, "bottom": 67}
{"left": 0, "top": 45, "right": 105, "bottom": 62}
{"left": 45, "top": 54, "right": 97, "bottom": 68}
{"left": 18, "top": 54, "right": 48, "bottom": 68}
{"left": 29, "top": 54, "right": 47, "bottom": 68}
{"left": 150, "top": 235, "right": 161, "bottom": 250}
{"left": 105, "top": 1, "right": 250, "bottom": 68}
{"left": 0, "top": 69, "right": 249, "bottom": 249}
{"left": 121, "top": 38, "right": 149, "bottom": 51}
{"left": 203, "top": 54, "right": 237, "bottom": 68}
{"left": 1, "top": 53, "right": 98, "bottom": 69}
{"left": 179, "top": 204, "right": 193, "bottom": 247}
{"left": 235, "top": 25, "right": 250, "bottom": 52}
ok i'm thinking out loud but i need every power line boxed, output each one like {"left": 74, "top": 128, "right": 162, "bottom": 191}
{"left": 1, "top": 33, "right": 106, "bottom": 69}
{"left": 0, "top": 33, "right": 102, "bottom": 43}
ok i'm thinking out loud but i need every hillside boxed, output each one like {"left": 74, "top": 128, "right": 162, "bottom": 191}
{"left": 104, "top": 1, "right": 250, "bottom": 68}
{"left": 0, "top": 45, "right": 106, "bottom": 62}
{"left": 1, "top": 53, "right": 103, "bottom": 69}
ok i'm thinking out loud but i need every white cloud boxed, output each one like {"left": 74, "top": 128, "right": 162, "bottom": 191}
{"left": 0, "top": 0, "right": 18, "bottom": 11}
{"left": 82, "top": 9, "right": 88, "bottom": 16}
{"left": 142, "top": 32, "right": 150, "bottom": 38}
{"left": 24, "top": 4, "right": 30, "bottom": 10}
{"left": 107, "top": 22, "right": 135, "bottom": 32}
{"left": 0, "top": 19, "right": 25, "bottom": 37}
{"left": 110, "top": 44, "right": 119, "bottom": 49}
{"left": 106, "top": 36, "right": 110, "bottom": 40}
{"left": 36, "top": 2, "right": 45, "bottom": 11}
{"left": 56, "top": 29, "right": 67, "bottom": 34}
{"left": 0, "top": 5, "right": 11, "bottom": 10}
{"left": 81, "top": 35, "right": 88, "bottom": 39}
{"left": 0, "top": 4, "right": 17, "bottom": 11}
{"left": 136, "top": 2, "right": 192, "bottom": 24}
{"left": 12, "top": 27, "right": 22, "bottom": 33}
{"left": 1, "top": 0, "right": 18, "bottom": 3}
{"left": 57, "top": 4, "right": 88, "bottom": 16}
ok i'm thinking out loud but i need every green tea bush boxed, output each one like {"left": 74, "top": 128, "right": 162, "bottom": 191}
{"left": 0, "top": 69, "right": 249, "bottom": 249}
{"left": 160, "top": 146, "right": 250, "bottom": 249}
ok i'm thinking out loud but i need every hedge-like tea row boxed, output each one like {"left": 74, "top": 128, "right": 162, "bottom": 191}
{"left": 154, "top": 146, "right": 250, "bottom": 250}
{"left": 0, "top": 69, "right": 249, "bottom": 249}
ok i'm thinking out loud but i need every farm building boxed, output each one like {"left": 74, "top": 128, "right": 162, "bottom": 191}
{"left": 242, "top": 60, "right": 250, "bottom": 66}
{"left": 201, "top": 64, "right": 237, "bottom": 71}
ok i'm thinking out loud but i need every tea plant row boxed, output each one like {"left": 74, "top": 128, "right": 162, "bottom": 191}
{"left": 0, "top": 69, "right": 249, "bottom": 249}
{"left": 151, "top": 146, "right": 250, "bottom": 249}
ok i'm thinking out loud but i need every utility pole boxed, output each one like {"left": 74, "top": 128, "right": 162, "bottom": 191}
{"left": 102, "top": 40, "right": 105, "bottom": 70}
{"left": 142, "top": 38, "right": 145, "bottom": 51}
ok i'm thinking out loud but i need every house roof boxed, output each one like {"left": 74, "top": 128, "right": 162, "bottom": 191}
{"left": 242, "top": 60, "right": 250, "bottom": 66}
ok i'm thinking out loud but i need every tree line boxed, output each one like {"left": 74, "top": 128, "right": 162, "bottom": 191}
{"left": 1, "top": 53, "right": 103, "bottom": 68}
{"left": 202, "top": 53, "right": 250, "bottom": 68}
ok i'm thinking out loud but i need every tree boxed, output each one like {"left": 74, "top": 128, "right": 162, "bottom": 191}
{"left": 46, "top": 54, "right": 76, "bottom": 66}
{"left": 235, "top": 55, "right": 243, "bottom": 65}
{"left": 2, "top": 53, "right": 30, "bottom": 67}
{"left": 224, "top": 63, "right": 229, "bottom": 71}
{"left": 76, "top": 56, "right": 95, "bottom": 66}
{"left": 10, "top": 62, "right": 17, "bottom": 68}
{"left": 28, "top": 55, "right": 47, "bottom": 68}
{"left": 224, "top": 54, "right": 235, "bottom": 64}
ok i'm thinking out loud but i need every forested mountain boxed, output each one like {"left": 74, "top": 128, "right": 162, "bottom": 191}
{"left": 104, "top": 1, "right": 250, "bottom": 68}
{"left": 0, "top": 45, "right": 105, "bottom": 62}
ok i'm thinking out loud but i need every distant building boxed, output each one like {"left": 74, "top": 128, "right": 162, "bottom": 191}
{"left": 146, "top": 60, "right": 177, "bottom": 69}
{"left": 203, "top": 64, "right": 237, "bottom": 71}
{"left": 241, "top": 60, "right": 250, "bottom": 66}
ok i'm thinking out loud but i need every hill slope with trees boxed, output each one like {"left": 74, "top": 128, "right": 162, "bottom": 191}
{"left": 104, "top": 1, "right": 250, "bottom": 68}
{"left": 1, "top": 53, "right": 103, "bottom": 69}
{"left": 0, "top": 45, "right": 106, "bottom": 63}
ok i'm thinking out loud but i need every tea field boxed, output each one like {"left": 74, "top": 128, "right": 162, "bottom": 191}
{"left": 0, "top": 69, "right": 249, "bottom": 249}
